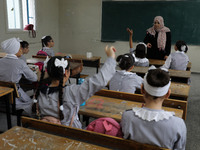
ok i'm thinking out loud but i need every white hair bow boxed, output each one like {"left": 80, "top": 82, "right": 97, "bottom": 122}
{"left": 181, "top": 45, "right": 186, "bottom": 52}
{"left": 55, "top": 58, "right": 68, "bottom": 73}
{"left": 43, "top": 56, "right": 50, "bottom": 71}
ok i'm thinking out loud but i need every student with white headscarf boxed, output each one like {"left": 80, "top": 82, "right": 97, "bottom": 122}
{"left": 0, "top": 37, "right": 37, "bottom": 116}
{"left": 144, "top": 16, "right": 171, "bottom": 60}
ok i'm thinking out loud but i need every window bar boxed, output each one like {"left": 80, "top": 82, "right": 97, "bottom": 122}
{"left": 26, "top": 0, "right": 29, "bottom": 24}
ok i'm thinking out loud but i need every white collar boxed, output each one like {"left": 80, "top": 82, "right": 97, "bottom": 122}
{"left": 117, "top": 70, "right": 135, "bottom": 75}
{"left": 175, "top": 51, "right": 185, "bottom": 54}
{"left": 132, "top": 107, "right": 175, "bottom": 122}
{"left": 136, "top": 57, "right": 149, "bottom": 63}
{"left": 5, "top": 54, "right": 18, "bottom": 59}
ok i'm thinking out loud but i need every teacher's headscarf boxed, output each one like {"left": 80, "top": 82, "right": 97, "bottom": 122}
{"left": 147, "top": 16, "right": 170, "bottom": 51}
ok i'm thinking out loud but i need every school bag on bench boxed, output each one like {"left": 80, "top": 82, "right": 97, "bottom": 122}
{"left": 86, "top": 117, "right": 123, "bottom": 138}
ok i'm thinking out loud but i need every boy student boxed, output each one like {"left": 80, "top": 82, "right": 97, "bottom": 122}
{"left": 121, "top": 67, "right": 186, "bottom": 150}
{"left": 0, "top": 37, "right": 37, "bottom": 115}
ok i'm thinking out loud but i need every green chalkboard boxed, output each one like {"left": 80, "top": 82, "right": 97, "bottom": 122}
{"left": 101, "top": 1, "right": 200, "bottom": 44}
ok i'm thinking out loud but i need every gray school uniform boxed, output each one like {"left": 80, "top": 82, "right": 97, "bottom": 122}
{"left": 0, "top": 55, "right": 37, "bottom": 115}
{"left": 121, "top": 107, "right": 187, "bottom": 150}
{"left": 109, "top": 70, "right": 143, "bottom": 93}
{"left": 19, "top": 55, "right": 26, "bottom": 63}
{"left": 38, "top": 57, "right": 116, "bottom": 129}
{"left": 130, "top": 48, "right": 149, "bottom": 67}
{"left": 42, "top": 47, "right": 55, "bottom": 56}
{"left": 161, "top": 51, "right": 189, "bottom": 70}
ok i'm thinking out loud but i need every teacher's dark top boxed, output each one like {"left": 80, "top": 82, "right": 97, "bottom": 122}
{"left": 144, "top": 31, "right": 171, "bottom": 60}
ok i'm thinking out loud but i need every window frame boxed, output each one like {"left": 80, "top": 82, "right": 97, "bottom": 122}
{"left": 4, "top": 0, "right": 36, "bottom": 33}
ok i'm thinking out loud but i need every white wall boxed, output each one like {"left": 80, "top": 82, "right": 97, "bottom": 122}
{"left": 59, "top": 0, "right": 200, "bottom": 73}
{"left": 0, "top": 0, "right": 59, "bottom": 58}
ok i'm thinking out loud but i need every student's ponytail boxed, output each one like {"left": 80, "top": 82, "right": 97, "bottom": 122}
{"left": 58, "top": 76, "right": 64, "bottom": 120}
{"left": 32, "top": 65, "right": 45, "bottom": 116}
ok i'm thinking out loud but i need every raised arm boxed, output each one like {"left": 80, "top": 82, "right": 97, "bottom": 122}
{"left": 127, "top": 28, "right": 133, "bottom": 49}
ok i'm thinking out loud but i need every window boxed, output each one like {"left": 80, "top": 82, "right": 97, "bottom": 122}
{"left": 6, "top": 0, "right": 36, "bottom": 30}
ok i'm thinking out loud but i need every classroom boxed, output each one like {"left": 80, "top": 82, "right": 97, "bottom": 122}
{"left": 0, "top": 0, "right": 200, "bottom": 149}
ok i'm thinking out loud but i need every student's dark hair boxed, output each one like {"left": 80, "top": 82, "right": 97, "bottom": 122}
{"left": 146, "top": 69, "right": 170, "bottom": 87}
{"left": 41, "top": 36, "right": 53, "bottom": 48}
{"left": 145, "top": 69, "right": 170, "bottom": 99}
{"left": 34, "top": 56, "right": 70, "bottom": 120}
{"left": 135, "top": 44, "right": 146, "bottom": 58}
{"left": 20, "top": 41, "right": 29, "bottom": 49}
{"left": 116, "top": 53, "right": 135, "bottom": 71}
{"left": 175, "top": 40, "right": 188, "bottom": 53}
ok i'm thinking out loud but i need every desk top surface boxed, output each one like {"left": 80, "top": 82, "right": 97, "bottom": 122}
{"left": 132, "top": 66, "right": 191, "bottom": 78}
{"left": 0, "top": 86, "right": 13, "bottom": 97}
{"left": 79, "top": 95, "right": 183, "bottom": 122}
{"left": 55, "top": 53, "right": 101, "bottom": 61}
{"left": 0, "top": 52, "right": 6, "bottom": 58}
{"left": 170, "top": 82, "right": 190, "bottom": 99}
{"left": 149, "top": 59, "right": 191, "bottom": 69}
{"left": 27, "top": 58, "right": 82, "bottom": 70}
{"left": 0, "top": 126, "right": 109, "bottom": 150}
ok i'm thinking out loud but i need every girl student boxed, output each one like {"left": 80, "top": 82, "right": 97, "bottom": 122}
{"left": 161, "top": 40, "right": 189, "bottom": 71}
{"left": 0, "top": 38, "right": 37, "bottom": 115}
{"left": 109, "top": 53, "right": 143, "bottom": 94}
{"left": 33, "top": 46, "right": 116, "bottom": 128}
{"left": 121, "top": 68, "right": 186, "bottom": 150}
{"left": 19, "top": 40, "right": 29, "bottom": 62}
{"left": 127, "top": 28, "right": 149, "bottom": 67}
{"left": 37, "top": 35, "right": 55, "bottom": 56}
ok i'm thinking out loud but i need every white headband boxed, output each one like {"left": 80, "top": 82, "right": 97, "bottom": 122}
{"left": 144, "top": 66, "right": 171, "bottom": 97}
{"left": 42, "top": 36, "right": 46, "bottom": 40}
{"left": 54, "top": 58, "right": 68, "bottom": 73}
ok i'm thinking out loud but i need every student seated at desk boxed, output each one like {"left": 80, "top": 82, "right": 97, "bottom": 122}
{"left": 161, "top": 40, "right": 189, "bottom": 71}
{"left": 127, "top": 28, "right": 149, "bottom": 67}
{"left": 19, "top": 40, "right": 30, "bottom": 62}
{"left": 33, "top": 46, "right": 116, "bottom": 128}
{"left": 0, "top": 38, "right": 37, "bottom": 115}
{"left": 109, "top": 53, "right": 143, "bottom": 93}
{"left": 121, "top": 68, "right": 186, "bottom": 150}
{"left": 37, "top": 36, "right": 55, "bottom": 57}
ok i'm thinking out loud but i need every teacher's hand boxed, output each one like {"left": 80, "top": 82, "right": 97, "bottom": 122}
{"left": 147, "top": 43, "right": 152, "bottom": 48}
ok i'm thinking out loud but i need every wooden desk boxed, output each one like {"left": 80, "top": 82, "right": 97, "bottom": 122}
{"left": 170, "top": 82, "right": 190, "bottom": 100}
{"left": 21, "top": 117, "right": 168, "bottom": 150}
{"left": 149, "top": 59, "right": 192, "bottom": 71}
{"left": 0, "top": 126, "right": 108, "bottom": 150}
{"left": 79, "top": 95, "right": 183, "bottom": 122}
{"left": 0, "top": 86, "right": 14, "bottom": 129}
{"left": 56, "top": 53, "right": 101, "bottom": 73}
{"left": 0, "top": 52, "right": 6, "bottom": 58}
{"left": 27, "top": 57, "right": 83, "bottom": 81}
{"left": 131, "top": 66, "right": 191, "bottom": 83}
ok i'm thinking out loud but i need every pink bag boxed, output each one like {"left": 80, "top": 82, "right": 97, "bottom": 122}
{"left": 37, "top": 50, "right": 48, "bottom": 56}
{"left": 86, "top": 117, "right": 123, "bottom": 138}
{"left": 34, "top": 62, "right": 44, "bottom": 71}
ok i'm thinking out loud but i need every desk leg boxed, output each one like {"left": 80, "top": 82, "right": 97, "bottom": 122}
{"left": 5, "top": 94, "right": 12, "bottom": 129}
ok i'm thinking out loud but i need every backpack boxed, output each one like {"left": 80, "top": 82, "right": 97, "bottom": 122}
{"left": 37, "top": 50, "right": 48, "bottom": 56}
{"left": 86, "top": 117, "right": 123, "bottom": 138}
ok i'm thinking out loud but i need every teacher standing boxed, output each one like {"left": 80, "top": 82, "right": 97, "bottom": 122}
{"left": 144, "top": 16, "right": 171, "bottom": 60}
